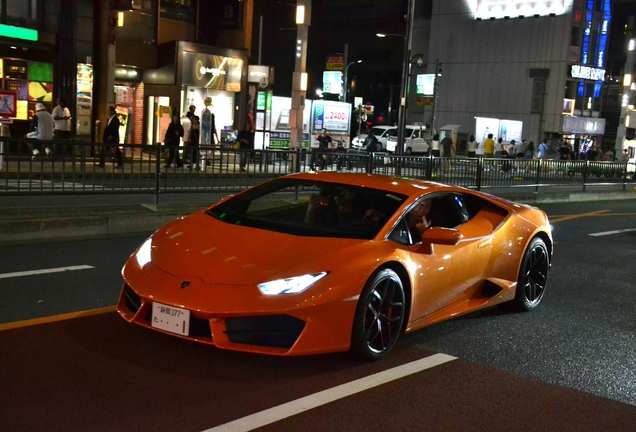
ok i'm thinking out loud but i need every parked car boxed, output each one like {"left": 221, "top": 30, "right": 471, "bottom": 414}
{"left": 385, "top": 125, "right": 430, "bottom": 155}
{"left": 350, "top": 126, "right": 396, "bottom": 151}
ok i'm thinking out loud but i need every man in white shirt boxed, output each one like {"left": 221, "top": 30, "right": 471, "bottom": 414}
{"left": 52, "top": 98, "right": 72, "bottom": 140}
{"left": 27, "top": 103, "right": 55, "bottom": 159}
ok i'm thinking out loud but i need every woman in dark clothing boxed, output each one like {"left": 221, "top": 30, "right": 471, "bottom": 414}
{"left": 165, "top": 114, "right": 183, "bottom": 168}
{"left": 188, "top": 115, "right": 201, "bottom": 170}
{"left": 236, "top": 121, "right": 254, "bottom": 172}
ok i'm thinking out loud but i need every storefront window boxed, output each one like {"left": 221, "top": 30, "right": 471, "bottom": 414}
{"left": 132, "top": 0, "right": 156, "bottom": 13}
{"left": 160, "top": 0, "right": 195, "bottom": 23}
{"left": 4, "top": 0, "right": 37, "bottom": 27}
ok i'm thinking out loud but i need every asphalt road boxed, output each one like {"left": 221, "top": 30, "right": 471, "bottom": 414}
{"left": 1, "top": 199, "right": 636, "bottom": 430}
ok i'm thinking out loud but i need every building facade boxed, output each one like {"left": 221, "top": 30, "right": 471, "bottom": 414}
{"left": 0, "top": 0, "right": 253, "bottom": 147}
{"left": 408, "top": 0, "right": 612, "bottom": 156}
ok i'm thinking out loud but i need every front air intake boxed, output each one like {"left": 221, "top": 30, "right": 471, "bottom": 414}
{"left": 224, "top": 315, "right": 306, "bottom": 349}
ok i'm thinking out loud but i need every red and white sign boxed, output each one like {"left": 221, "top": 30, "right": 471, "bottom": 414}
{"left": 0, "top": 91, "right": 17, "bottom": 118}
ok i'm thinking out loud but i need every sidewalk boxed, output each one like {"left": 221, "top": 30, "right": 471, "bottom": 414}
{"left": 0, "top": 184, "right": 634, "bottom": 246}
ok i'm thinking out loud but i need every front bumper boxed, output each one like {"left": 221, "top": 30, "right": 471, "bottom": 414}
{"left": 117, "top": 263, "right": 358, "bottom": 356}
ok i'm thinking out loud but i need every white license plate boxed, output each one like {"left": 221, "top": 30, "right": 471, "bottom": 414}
{"left": 151, "top": 302, "right": 190, "bottom": 336}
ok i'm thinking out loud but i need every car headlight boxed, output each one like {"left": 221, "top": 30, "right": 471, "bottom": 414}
{"left": 258, "top": 272, "right": 328, "bottom": 295}
{"left": 135, "top": 237, "right": 153, "bottom": 267}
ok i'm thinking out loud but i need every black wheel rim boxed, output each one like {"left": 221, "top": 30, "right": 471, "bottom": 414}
{"left": 521, "top": 243, "right": 549, "bottom": 306}
{"left": 362, "top": 276, "right": 404, "bottom": 354}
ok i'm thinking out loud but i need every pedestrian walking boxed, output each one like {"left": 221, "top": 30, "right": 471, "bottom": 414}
{"left": 494, "top": 137, "right": 503, "bottom": 158}
{"left": 483, "top": 134, "right": 495, "bottom": 158}
{"left": 538, "top": 139, "right": 549, "bottom": 160}
{"left": 52, "top": 98, "right": 72, "bottom": 140}
{"left": 236, "top": 121, "right": 254, "bottom": 172}
{"left": 188, "top": 115, "right": 201, "bottom": 170}
{"left": 466, "top": 135, "right": 477, "bottom": 158}
{"left": 182, "top": 111, "right": 192, "bottom": 163}
{"left": 27, "top": 103, "right": 55, "bottom": 160}
{"left": 430, "top": 133, "right": 441, "bottom": 157}
{"left": 164, "top": 114, "right": 184, "bottom": 168}
{"left": 98, "top": 106, "right": 123, "bottom": 168}
{"left": 621, "top": 148, "right": 630, "bottom": 163}
{"left": 441, "top": 132, "right": 453, "bottom": 158}
{"left": 515, "top": 139, "right": 529, "bottom": 159}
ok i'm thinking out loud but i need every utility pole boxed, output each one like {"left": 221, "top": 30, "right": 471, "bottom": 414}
{"left": 616, "top": 16, "right": 635, "bottom": 156}
{"left": 290, "top": 0, "right": 311, "bottom": 172}
{"left": 395, "top": 0, "right": 414, "bottom": 161}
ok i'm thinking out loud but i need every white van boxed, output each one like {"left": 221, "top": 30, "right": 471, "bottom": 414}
{"left": 350, "top": 125, "right": 396, "bottom": 151}
{"left": 385, "top": 125, "right": 429, "bottom": 154}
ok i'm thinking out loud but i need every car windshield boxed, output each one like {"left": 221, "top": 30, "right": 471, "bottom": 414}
{"left": 207, "top": 178, "right": 408, "bottom": 239}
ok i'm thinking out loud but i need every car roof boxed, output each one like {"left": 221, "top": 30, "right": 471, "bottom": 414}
{"left": 283, "top": 172, "right": 458, "bottom": 199}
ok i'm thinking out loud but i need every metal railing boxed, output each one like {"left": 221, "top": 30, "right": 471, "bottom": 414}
{"left": 1, "top": 137, "right": 634, "bottom": 202}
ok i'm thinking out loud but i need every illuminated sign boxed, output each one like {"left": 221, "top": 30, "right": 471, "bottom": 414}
{"left": 473, "top": 0, "right": 570, "bottom": 20}
{"left": 562, "top": 116, "right": 606, "bottom": 134}
{"left": 182, "top": 52, "right": 243, "bottom": 92}
{"left": 569, "top": 65, "right": 605, "bottom": 81}
{"left": 248, "top": 65, "right": 270, "bottom": 83}
{"left": 416, "top": 74, "right": 437, "bottom": 95}
{"left": 0, "top": 23, "right": 38, "bottom": 41}
{"left": 322, "top": 71, "right": 342, "bottom": 94}
{"left": 563, "top": 98, "right": 575, "bottom": 116}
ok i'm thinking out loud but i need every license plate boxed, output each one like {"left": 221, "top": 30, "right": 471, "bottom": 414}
{"left": 151, "top": 302, "right": 190, "bottom": 336}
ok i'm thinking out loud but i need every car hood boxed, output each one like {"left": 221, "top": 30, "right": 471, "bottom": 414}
{"left": 145, "top": 211, "right": 364, "bottom": 285}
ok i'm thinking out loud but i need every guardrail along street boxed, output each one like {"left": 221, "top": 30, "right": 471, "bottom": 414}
{"left": 1, "top": 137, "right": 635, "bottom": 199}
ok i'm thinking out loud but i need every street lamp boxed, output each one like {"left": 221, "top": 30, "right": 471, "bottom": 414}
{"left": 342, "top": 59, "right": 362, "bottom": 103}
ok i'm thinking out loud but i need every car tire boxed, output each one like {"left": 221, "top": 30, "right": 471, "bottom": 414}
{"left": 514, "top": 237, "right": 549, "bottom": 311}
{"left": 405, "top": 147, "right": 412, "bottom": 155}
{"left": 351, "top": 268, "right": 405, "bottom": 361}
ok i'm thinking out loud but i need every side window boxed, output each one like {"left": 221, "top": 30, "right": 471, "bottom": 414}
{"left": 387, "top": 218, "right": 413, "bottom": 245}
{"left": 427, "top": 194, "right": 469, "bottom": 229}
{"left": 389, "top": 193, "right": 475, "bottom": 246}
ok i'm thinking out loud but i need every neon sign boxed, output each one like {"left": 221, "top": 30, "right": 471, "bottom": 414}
{"left": 472, "top": 0, "right": 571, "bottom": 20}
{"left": 570, "top": 65, "right": 605, "bottom": 81}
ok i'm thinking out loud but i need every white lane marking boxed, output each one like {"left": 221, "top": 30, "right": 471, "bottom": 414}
{"left": 0, "top": 265, "right": 95, "bottom": 279}
{"left": 589, "top": 228, "right": 636, "bottom": 237}
{"left": 204, "top": 353, "right": 457, "bottom": 432}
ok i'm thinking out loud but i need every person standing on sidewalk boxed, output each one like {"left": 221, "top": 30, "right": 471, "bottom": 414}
{"left": 441, "top": 131, "right": 453, "bottom": 158}
{"left": 182, "top": 111, "right": 192, "bottom": 163}
{"left": 98, "top": 106, "right": 123, "bottom": 168}
{"left": 164, "top": 114, "right": 183, "bottom": 168}
{"left": 188, "top": 115, "right": 201, "bottom": 170}
{"left": 237, "top": 121, "right": 254, "bottom": 172}
{"left": 52, "top": 98, "right": 72, "bottom": 140}
{"left": 27, "top": 103, "right": 55, "bottom": 160}
{"left": 483, "top": 134, "right": 495, "bottom": 158}
{"left": 466, "top": 135, "right": 477, "bottom": 158}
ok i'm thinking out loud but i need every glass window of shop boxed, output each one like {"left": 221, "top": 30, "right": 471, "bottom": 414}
{"left": 3, "top": 0, "right": 37, "bottom": 27}
{"left": 160, "top": 0, "right": 195, "bottom": 23}
{"left": 132, "top": 0, "right": 156, "bottom": 13}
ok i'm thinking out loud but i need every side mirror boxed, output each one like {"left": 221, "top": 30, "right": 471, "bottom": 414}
{"left": 419, "top": 227, "right": 462, "bottom": 254}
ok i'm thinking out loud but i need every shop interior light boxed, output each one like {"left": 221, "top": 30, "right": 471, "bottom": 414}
{"left": 629, "top": 39, "right": 635, "bottom": 51}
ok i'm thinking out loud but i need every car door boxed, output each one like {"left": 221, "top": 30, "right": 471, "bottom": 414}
{"left": 396, "top": 193, "right": 494, "bottom": 321}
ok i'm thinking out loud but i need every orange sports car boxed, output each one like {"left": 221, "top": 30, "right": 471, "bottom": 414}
{"left": 118, "top": 172, "right": 552, "bottom": 360}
